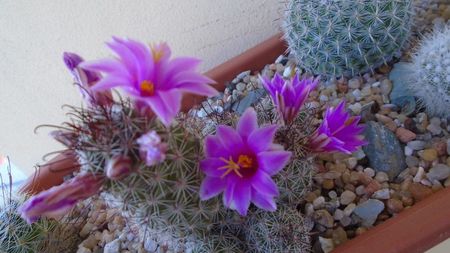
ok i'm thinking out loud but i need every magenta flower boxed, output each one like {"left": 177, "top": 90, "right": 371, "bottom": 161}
{"left": 309, "top": 101, "right": 366, "bottom": 154}
{"left": 80, "top": 37, "right": 218, "bottom": 126}
{"left": 261, "top": 73, "right": 318, "bottom": 125}
{"left": 137, "top": 130, "right": 167, "bottom": 166}
{"left": 199, "top": 108, "right": 292, "bottom": 216}
{"left": 63, "top": 52, "right": 111, "bottom": 106}
{"left": 106, "top": 155, "right": 133, "bottom": 180}
{"left": 19, "top": 173, "right": 103, "bottom": 224}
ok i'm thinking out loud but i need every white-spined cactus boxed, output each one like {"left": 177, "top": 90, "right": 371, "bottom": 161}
{"left": 284, "top": 0, "right": 413, "bottom": 77}
{"left": 407, "top": 25, "right": 450, "bottom": 117}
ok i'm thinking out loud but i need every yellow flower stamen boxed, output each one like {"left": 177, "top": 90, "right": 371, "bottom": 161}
{"left": 218, "top": 155, "right": 253, "bottom": 178}
{"left": 150, "top": 44, "right": 164, "bottom": 62}
{"left": 140, "top": 80, "right": 155, "bottom": 96}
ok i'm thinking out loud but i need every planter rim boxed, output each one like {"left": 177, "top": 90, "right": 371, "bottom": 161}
{"left": 20, "top": 33, "right": 450, "bottom": 253}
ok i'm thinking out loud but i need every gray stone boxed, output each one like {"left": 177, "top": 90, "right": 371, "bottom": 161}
{"left": 236, "top": 82, "right": 246, "bottom": 91}
{"left": 231, "top": 88, "right": 266, "bottom": 115}
{"left": 236, "top": 70, "right": 251, "bottom": 80}
{"left": 340, "top": 190, "right": 356, "bottom": 205}
{"left": 104, "top": 239, "right": 121, "bottom": 253}
{"left": 372, "top": 189, "right": 390, "bottom": 200}
{"left": 389, "top": 62, "right": 415, "bottom": 100}
{"left": 392, "top": 96, "right": 416, "bottom": 116}
{"left": 354, "top": 199, "right": 385, "bottom": 227}
{"left": 407, "top": 140, "right": 426, "bottom": 151}
{"left": 427, "top": 164, "right": 450, "bottom": 181}
{"left": 313, "top": 210, "right": 334, "bottom": 228}
{"left": 447, "top": 138, "right": 450, "bottom": 155}
{"left": 363, "top": 121, "right": 407, "bottom": 180}
{"left": 405, "top": 155, "right": 420, "bottom": 168}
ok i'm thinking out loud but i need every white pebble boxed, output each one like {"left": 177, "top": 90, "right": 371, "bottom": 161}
{"left": 372, "top": 189, "right": 390, "bottom": 200}
{"left": 413, "top": 167, "right": 425, "bottom": 183}
{"left": 404, "top": 146, "right": 413, "bottom": 156}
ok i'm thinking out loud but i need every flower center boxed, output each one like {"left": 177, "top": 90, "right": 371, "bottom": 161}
{"left": 140, "top": 80, "right": 155, "bottom": 96}
{"left": 218, "top": 155, "right": 254, "bottom": 178}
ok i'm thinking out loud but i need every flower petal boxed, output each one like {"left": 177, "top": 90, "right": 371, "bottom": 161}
{"left": 90, "top": 75, "right": 130, "bottom": 91}
{"left": 204, "top": 135, "right": 229, "bottom": 158}
{"left": 251, "top": 171, "right": 279, "bottom": 196}
{"left": 216, "top": 125, "right": 244, "bottom": 154}
{"left": 200, "top": 158, "right": 226, "bottom": 177}
{"left": 251, "top": 190, "right": 276, "bottom": 212}
{"left": 257, "top": 151, "right": 292, "bottom": 176}
{"left": 237, "top": 108, "right": 258, "bottom": 139}
{"left": 231, "top": 182, "right": 251, "bottom": 216}
{"left": 199, "top": 177, "right": 226, "bottom": 200}
{"left": 146, "top": 90, "right": 182, "bottom": 126}
{"left": 248, "top": 125, "right": 278, "bottom": 153}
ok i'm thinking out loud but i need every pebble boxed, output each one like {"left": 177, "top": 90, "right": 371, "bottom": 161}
{"left": 427, "top": 164, "right": 450, "bottom": 181}
{"left": 343, "top": 203, "right": 356, "bottom": 216}
{"left": 332, "top": 227, "right": 348, "bottom": 246}
{"left": 364, "top": 167, "right": 375, "bottom": 178}
{"left": 353, "top": 199, "right": 385, "bottom": 227}
{"left": 319, "top": 236, "right": 335, "bottom": 253}
{"left": 413, "top": 167, "right": 426, "bottom": 183}
{"left": 404, "top": 146, "right": 414, "bottom": 156}
{"left": 340, "top": 190, "right": 357, "bottom": 205}
{"left": 420, "top": 148, "right": 438, "bottom": 161}
{"left": 447, "top": 139, "right": 450, "bottom": 155}
{"left": 388, "top": 197, "right": 404, "bottom": 212}
{"left": 396, "top": 128, "right": 417, "bottom": 143}
{"left": 346, "top": 157, "right": 358, "bottom": 169}
{"left": 372, "top": 189, "right": 390, "bottom": 199}
{"left": 77, "top": 247, "right": 92, "bottom": 253}
{"left": 104, "top": 239, "right": 121, "bottom": 253}
{"left": 322, "top": 179, "right": 335, "bottom": 190}
{"left": 314, "top": 210, "right": 334, "bottom": 228}
{"left": 375, "top": 172, "right": 389, "bottom": 183}
{"left": 334, "top": 209, "right": 345, "bottom": 220}
{"left": 328, "top": 190, "right": 338, "bottom": 199}
{"left": 340, "top": 215, "right": 352, "bottom": 227}
{"left": 407, "top": 140, "right": 426, "bottom": 151}
{"left": 409, "top": 183, "right": 433, "bottom": 202}
{"left": 313, "top": 196, "right": 326, "bottom": 209}
{"left": 349, "top": 103, "right": 362, "bottom": 114}
{"left": 80, "top": 222, "right": 96, "bottom": 237}
{"left": 427, "top": 117, "right": 442, "bottom": 135}
{"left": 352, "top": 89, "right": 363, "bottom": 101}
{"left": 406, "top": 156, "right": 420, "bottom": 167}
{"left": 348, "top": 78, "right": 361, "bottom": 89}
{"left": 355, "top": 185, "right": 366, "bottom": 195}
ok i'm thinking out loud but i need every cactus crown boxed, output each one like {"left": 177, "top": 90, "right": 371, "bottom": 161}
{"left": 284, "top": 0, "right": 413, "bottom": 77}
{"left": 408, "top": 25, "right": 450, "bottom": 117}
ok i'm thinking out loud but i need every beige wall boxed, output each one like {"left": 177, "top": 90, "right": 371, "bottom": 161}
{"left": 0, "top": 0, "right": 284, "bottom": 174}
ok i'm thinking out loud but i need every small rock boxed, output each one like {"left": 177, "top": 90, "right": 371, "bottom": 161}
{"left": 328, "top": 190, "right": 338, "bottom": 199}
{"left": 380, "top": 79, "right": 393, "bottom": 95}
{"left": 352, "top": 89, "right": 363, "bottom": 101}
{"left": 343, "top": 203, "right": 356, "bottom": 216}
{"left": 372, "top": 189, "right": 390, "bottom": 199}
{"left": 355, "top": 227, "right": 368, "bottom": 236}
{"left": 77, "top": 247, "right": 92, "bottom": 253}
{"left": 427, "top": 164, "right": 450, "bottom": 181}
{"left": 364, "top": 167, "right": 375, "bottom": 178}
{"left": 322, "top": 179, "right": 335, "bottom": 190}
{"left": 407, "top": 140, "right": 426, "bottom": 151}
{"left": 427, "top": 117, "right": 442, "bottom": 135}
{"left": 392, "top": 96, "right": 416, "bottom": 116}
{"left": 354, "top": 199, "right": 385, "bottom": 227}
{"left": 386, "top": 198, "right": 404, "bottom": 213}
{"left": 349, "top": 77, "right": 361, "bottom": 89}
{"left": 413, "top": 167, "right": 426, "bottom": 183}
{"left": 404, "top": 146, "right": 413, "bottom": 156}
{"left": 408, "top": 183, "right": 433, "bottom": 202}
{"left": 305, "top": 203, "right": 315, "bottom": 216}
{"left": 80, "top": 222, "right": 95, "bottom": 237}
{"left": 340, "top": 215, "right": 352, "bottom": 227}
{"left": 346, "top": 157, "right": 358, "bottom": 169}
{"left": 332, "top": 227, "right": 348, "bottom": 246}
{"left": 447, "top": 139, "right": 450, "bottom": 155}
{"left": 314, "top": 210, "right": 334, "bottom": 228}
{"left": 81, "top": 235, "right": 98, "bottom": 249}
{"left": 334, "top": 209, "right": 345, "bottom": 220}
{"left": 313, "top": 196, "right": 326, "bottom": 209}
{"left": 375, "top": 172, "right": 389, "bottom": 183}
{"left": 406, "top": 156, "right": 420, "bottom": 167}
{"left": 355, "top": 185, "right": 366, "bottom": 195}
{"left": 444, "top": 176, "right": 450, "bottom": 187}
{"left": 420, "top": 149, "right": 438, "bottom": 162}
{"left": 104, "top": 239, "right": 121, "bottom": 253}
{"left": 395, "top": 128, "right": 416, "bottom": 143}
{"left": 363, "top": 122, "right": 406, "bottom": 180}
{"left": 349, "top": 103, "right": 362, "bottom": 114}
{"left": 319, "top": 236, "right": 335, "bottom": 253}
{"left": 340, "top": 190, "right": 357, "bottom": 205}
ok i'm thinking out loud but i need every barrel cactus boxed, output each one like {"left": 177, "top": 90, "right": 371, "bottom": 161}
{"left": 407, "top": 25, "right": 450, "bottom": 117}
{"left": 284, "top": 0, "right": 413, "bottom": 77}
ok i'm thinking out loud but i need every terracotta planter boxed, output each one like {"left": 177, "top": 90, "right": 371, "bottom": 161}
{"left": 21, "top": 34, "right": 450, "bottom": 252}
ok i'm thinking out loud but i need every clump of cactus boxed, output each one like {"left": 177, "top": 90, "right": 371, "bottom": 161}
{"left": 0, "top": 161, "right": 82, "bottom": 253}
{"left": 245, "top": 207, "right": 312, "bottom": 253}
{"left": 407, "top": 25, "right": 450, "bottom": 117}
{"left": 284, "top": 0, "right": 413, "bottom": 77}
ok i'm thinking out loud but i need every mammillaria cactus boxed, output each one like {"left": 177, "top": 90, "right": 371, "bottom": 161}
{"left": 407, "top": 25, "right": 450, "bottom": 117}
{"left": 284, "top": 0, "right": 413, "bottom": 77}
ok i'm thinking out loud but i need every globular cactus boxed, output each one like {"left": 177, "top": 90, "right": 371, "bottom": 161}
{"left": 284, "top": 0, "right": 413, "bottom": 77}
{"left": 245, "top": 207, "right": 313, "bottom": 253}
{"left": 52, "top": 99, "right": 222, "bottom": 251}
{"left": 407, "top": 25, "right": 450, "bottom": 117}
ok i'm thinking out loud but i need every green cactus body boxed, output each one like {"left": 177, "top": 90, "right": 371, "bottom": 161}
{"left": 284, "top": 0, "right": 413, "bottom": 77}
{"left": 408, "top": 25, "right": 450, "bottom": 117}
{"left": 245, "top": 207, "right": 312, "bottom": 253}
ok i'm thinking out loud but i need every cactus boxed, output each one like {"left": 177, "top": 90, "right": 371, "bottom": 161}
{"left": 407, "top": 25, "right": 450, "bottom": 117}
{"left": 51, "top": 99, "right": 222, "bottom": 251}
{"left": 0, "top": 162, "right": 82, "bottom": 253}
{"left": 284, "top": 0, "right": 413, "bottom": 77}
{"left": 245, "top": 207, "right": 313, "bottom": 253}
